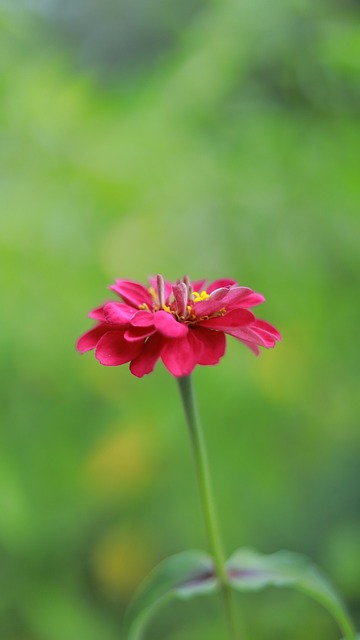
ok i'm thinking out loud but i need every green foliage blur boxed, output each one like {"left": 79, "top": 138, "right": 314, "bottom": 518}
{"left": 1, "top": 0, "right": 360, "bottom": 638}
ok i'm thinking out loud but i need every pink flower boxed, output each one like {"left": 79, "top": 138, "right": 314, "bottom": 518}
{"left": 77, "top": 275, "right": 281, "bottom": 378}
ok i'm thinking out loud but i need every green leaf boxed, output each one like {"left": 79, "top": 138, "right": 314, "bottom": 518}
{"left": 125, "top": 550, "right": 217, "bottom": 640}
{"left": 227, "top": 548, "right": 356, "bottom": 640}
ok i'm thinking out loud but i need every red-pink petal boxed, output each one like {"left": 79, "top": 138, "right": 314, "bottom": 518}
{"left": 154, "top": 311, "right": 188, "bottom": 338}
{"left": 195, "top": 284, "right": 261, "bottom": 318}
{"left": 161, "top": 331, "right": 203, "bottom": 377}
{"left": 103, "top": 302, "right": 136, "bottom": 326}
{"left": 253, "top": 319, "right": 282, "bottom": 342}
{"left": 222, "top": 286, "right": 265, "bottom": 308}
{"left": 193, "top": 288, "right": 229, "bottom": 317}
{"left": 230, "top": 319, "right": 281, "bottom": 349}
{"left": 95, "top": 330, "right": 144, "bottom": 366}
{"left": 206, "top": 278, "right": 237, "bottom": 294}
{"left": 173, "top": 282, "right": 188, "bottom": 318}
{"left": 228, "top": 326, "right": 271, "bottom": 347}
{"left": 130, "top": 310, "right": 155, "bottom": 328}
{"left": 88, "top": 305, "right": 107, "bottom": 321}
{"left": 227, "top": 291, "right": 266, "bottom": 308}
{"left": 124, "top": 327, "right": 156, "bottom": 342}
{"left": 148, "top": 276, "right": 173, "bottom": 303}
{"left": 130, "top": 334, "right": 164, "bottom": 377}
{"left": 239, "top": 340, "right": 260, "bottom": 356}
{"left": 192, "top": 327, "right": 226, "bottom": 365}
{"left": 77, "top": 324, "right": 110, "bottom": 353}
{"left": 109, "top": 279, "right": 153, "bottom": 308}
{"left": 199, "top": 308, "right": 255, "bottom": 332}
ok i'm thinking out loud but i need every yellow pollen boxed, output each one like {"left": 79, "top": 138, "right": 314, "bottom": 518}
{"left": 148, "top": 286, "right": 156, "bottom": 299}
{"left": 186, "top": 305, "right": 197, "bottom": 321}
{"left": 193, "top": 290, "right": 210, "bottom": 302}
{"left": 138, "top": 303, "right": 149, "bottom": 311}
{"left": 162, "top": 304, "right": 171, "bottom": 313}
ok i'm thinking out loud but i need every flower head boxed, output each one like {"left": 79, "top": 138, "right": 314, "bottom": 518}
{"left": 77, "top": 275, "right": 281, "bottom": 378}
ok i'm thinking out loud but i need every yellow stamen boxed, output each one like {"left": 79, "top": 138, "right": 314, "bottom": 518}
{"left": 139, "top": 303, "right": 149, "bottom": 310}
{"left": 162, "top": 304, "right": 171, "bottom": 313}
{"left": 148, "top": 286, "right": 156, "bottom": 299}
{"left": 193, "top": 290, "right": 210, "bottom": 303}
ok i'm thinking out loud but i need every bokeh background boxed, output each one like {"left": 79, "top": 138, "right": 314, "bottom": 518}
{"left": 1, "top": 0, "right": 360, "bottom": 638}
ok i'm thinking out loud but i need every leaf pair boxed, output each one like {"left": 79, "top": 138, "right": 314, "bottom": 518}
{"left": 125, "top": 548, "right": 357, "bottom": 640}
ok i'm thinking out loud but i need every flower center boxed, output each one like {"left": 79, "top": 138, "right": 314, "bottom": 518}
{"left": 138, "top": 279, "right": 225, "bottom": 323}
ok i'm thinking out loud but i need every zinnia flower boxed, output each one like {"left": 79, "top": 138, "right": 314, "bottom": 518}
{"left": 77, "top": 275, "right": 281, "bottom": 378}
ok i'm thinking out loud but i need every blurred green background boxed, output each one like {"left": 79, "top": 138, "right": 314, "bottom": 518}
{"left": 1, "top": 0, "right": 360, "bottom": 638}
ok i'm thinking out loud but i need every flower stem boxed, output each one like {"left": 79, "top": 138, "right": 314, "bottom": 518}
{"left": 177, "top": 375, "right": 242, "bottom": 640}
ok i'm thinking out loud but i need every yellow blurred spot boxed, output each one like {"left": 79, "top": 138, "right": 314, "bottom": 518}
{"left": 83, "top": 423, "right": 155, "bottom": 499}
{"left": 162, "top": 304, "right": 171, "bottom": 313}
{"left": 82, "top": 358, "right": 136, "bottom": 402}
{"left": 91, "top": 528, "right": 153, "bottom": 597}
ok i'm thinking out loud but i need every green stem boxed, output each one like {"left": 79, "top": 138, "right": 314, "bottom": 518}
{"left": 177, "top": 375, "right": 242, "bottom": 640}
{"left": 334, "top": 607, "right": 357, "bottom": 640}
{"left": 322, "top": 596, "right": 357, "bottom": 640}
